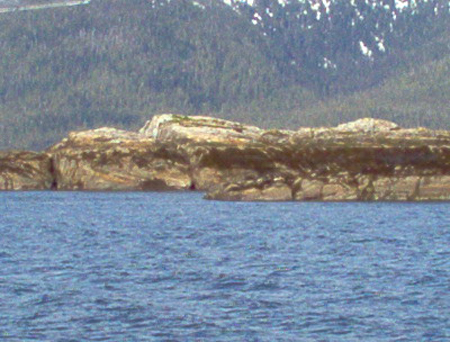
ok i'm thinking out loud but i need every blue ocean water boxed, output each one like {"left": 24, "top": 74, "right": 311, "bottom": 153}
{"left": 0, "top": 192, "right": 449, "bottom": 341}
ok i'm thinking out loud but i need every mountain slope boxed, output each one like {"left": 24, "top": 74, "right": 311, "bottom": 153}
{"left": 0, "top": 0, "right": 315, "bottom": 149}
{"left": 293, "top": 55, "right": 450, "bottom": 130}
{"left": 1, "top": 0, "right": 450, "bottom": 149}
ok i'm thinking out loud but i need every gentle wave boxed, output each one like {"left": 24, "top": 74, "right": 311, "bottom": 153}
{"left": 1, "top": 192, "right": 450, "bottom": 341}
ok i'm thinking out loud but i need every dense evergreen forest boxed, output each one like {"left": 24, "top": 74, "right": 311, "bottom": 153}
{"left": 1, "top": 0, "right": 450, "bottom": 149}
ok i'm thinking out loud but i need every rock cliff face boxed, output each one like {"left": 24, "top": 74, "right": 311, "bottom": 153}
{"left": 140, "top": 114, "right": 274, "bottom": 190}
{"left": 2, "top": 114, "right": 450, "bottom": 201}
{"left": 48, "top": 127, "right": 192, "bottom": 190}
{"left": 206, "top": 118, "right": 450, "bottom": 201}
{"left": 0, "top": 151, "right": 54, "bottom": 190}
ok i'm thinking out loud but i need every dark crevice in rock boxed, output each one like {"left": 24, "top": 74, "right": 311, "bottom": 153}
{"left": 410, "top": 177, "right": 421, "bottom": 200}
{"left": 189, "top": 182, "right": 196, "bottom": 191}
{"left": 50, "top": 179, "right": 58, "bottom": 190}
{"left": 48, "top": 156, "right": 58, "bottom": 190}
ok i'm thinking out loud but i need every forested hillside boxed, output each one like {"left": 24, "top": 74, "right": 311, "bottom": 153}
{"left": 296, "top": 55, "right": 450, "bottom": 129}
{"left": 1, "top": 0, "right": 450, "bottom": 149}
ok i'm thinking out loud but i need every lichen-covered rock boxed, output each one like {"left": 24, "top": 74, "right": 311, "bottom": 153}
{"left": 0, "top": 151, "right": 54, "bottom": 190}
{"left": 4, "top": 115, "right": 450, "bottom": 201}
{"left": 417, "top": 176, "right": 450, "bottom": 200}
{"left": 322, "top": 183, "right": 358, "bottom": 201}
{"left": 140, "top": 114, "right": 263, "bottom": 144}
{"left": 294, "top": 179, "right": 324, "bottom": 200}
{"left": 138, "top": 115, "right": 292, "bottom": 191}
{"left": 202, "top": 117, "right": 450, "bottom": 201}
{"left": 206, "top": 181, "right": 292, "bottom": 201}
{"left": 335, "top": 118, "right": 400, "bottom": 133}
{"left": 48, "top": 127, "right": 192, "bottom": 190}
{"left": 184, "top": 143, "right": 286, "bottom": 190}
{"left": 372, "top": 176, "right": 420, "bottom": 200}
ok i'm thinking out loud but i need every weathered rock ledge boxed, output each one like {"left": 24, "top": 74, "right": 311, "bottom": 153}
{"left": 2, "top": 114, "right": 450, "bottom": 201}
{"left": 0, "top": 151, "right": 54, "bottom": 190}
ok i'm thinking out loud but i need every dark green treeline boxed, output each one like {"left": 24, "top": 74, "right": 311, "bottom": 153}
{"left": 1, "top": 0, "right": 450, "bottom": 149}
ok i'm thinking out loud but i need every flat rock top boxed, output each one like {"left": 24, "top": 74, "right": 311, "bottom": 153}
{"left": 48, "top": 127, "right": 150, "bottom": 151}
{"left": 140, "top": 114, "right": 263, "bottom": 144}
{"left": 40, "top": 115, "right": 450, "bottom": 153}
{"left": 335, "top": 118, "right": 400, "bottom": 133}
{"left": 0, "top": 150, "right": 49, "bottom": 161}
{"left": 68, "top": 127, "right": 144, "bottom": 141}
{"left": 144, "top": 115, "right": 448, "bottom": 144}
{"left": 293, "top": 118, "right": 450, "bottom": 145}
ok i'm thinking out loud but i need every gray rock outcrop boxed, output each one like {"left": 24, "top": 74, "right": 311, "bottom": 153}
{"left": 203, "top": 117, "right": 450, "bottom": 201}
{"left": 48, "top": 126, "right": 192, "bottom": 190}
{"left": 2, "top": 114, "right": 450, "bottom": 201}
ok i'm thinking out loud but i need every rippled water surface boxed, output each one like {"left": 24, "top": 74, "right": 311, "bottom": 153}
{"left": 1, "top": 192, "right": 450, "bottom": 341}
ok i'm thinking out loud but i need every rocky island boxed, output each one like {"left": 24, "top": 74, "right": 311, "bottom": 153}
{"left": 2, "top": 114, "right": 450, "bottom": 201}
